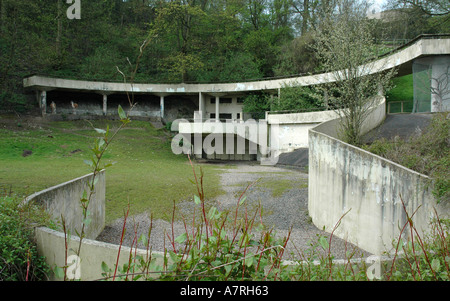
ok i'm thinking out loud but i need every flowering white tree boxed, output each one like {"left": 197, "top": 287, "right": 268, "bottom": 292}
{"left": 312, "top": 0, "right": 397, "bottom": 145}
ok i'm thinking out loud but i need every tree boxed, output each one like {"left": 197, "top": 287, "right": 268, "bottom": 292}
{"left": 150, "top": 1, "right": 207, "bottom": 82}
{"left": 312, "top": 0, "right": 396, "bottom": 146}
{"left": 274, "top": 31, "right": 318, "bottom": 76}
{"left": 397, "top": 0, "right": 449, "bottom": 16}
{"left": 383, "top": 0, "right": 449, "bottom": 39}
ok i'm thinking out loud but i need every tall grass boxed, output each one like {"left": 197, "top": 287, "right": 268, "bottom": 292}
{"left": 95, "top": 162, "right": 449, "bottom": 281}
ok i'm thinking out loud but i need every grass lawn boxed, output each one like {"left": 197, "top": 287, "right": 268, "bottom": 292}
{"left": 386, "top": 74, "right": 414, "bottom": 113}
{"left": 0, "top": 116, "right": 226, "bottom": 224}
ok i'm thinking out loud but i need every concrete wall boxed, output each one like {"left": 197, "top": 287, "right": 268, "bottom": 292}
{"left": 267, "top": 110, "right": 339, "bottom": 153}
{"left": 25, "top": 171, "right": 167, "bottom": 280}
{"left": 34, "top": 226, "right": 165, "bottom": 281}
{"left": 204, "top": 96, "right": 244, "bottom": 120}
{"left": 25, "top": 171, "right": 106, "bottom": 240}
{"left": 308, "top": 97, "right": 450, "bottom": 255}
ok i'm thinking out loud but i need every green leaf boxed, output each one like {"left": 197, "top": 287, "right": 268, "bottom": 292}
{"left": 83, "top": 217, "right": 91, "bottom": 226}
{"left": 97, "top": 137, "right": 105, "bottom": 148}
{"left": 194, "top": 195, "right": 201, "bottom": 205}
{"left": 83, "top": 159, "right": 94, "bottom": 167}
{"left": 95, "top": 128, "right": 106, "bottom": 134}
{"left": 224, "top": 264, "right": 232, "bottom": 276}
{"left": 245, "top": 253, "right": 254, "bottom": 268}
{"left": 431, "top": 258, "right": 440, "bottom": 272}
{"left": 101, "top": 261, "right": 110, "bottom": 273}
{"left": 319, "top": 236, "right": 329, "bottom": 250}
{"left": 175, "top": 233, "right": 187, "bottom": 244}
{"left": 169, "top": 251, "right": 180, "bottom": 263}
{"left": 208, "top": 206, "right": 217, "bottom": 220}
{"left": 53, "top": 265, "right": 65, "bottom": 279}
{"left": 118, "top": 105, "right": 126, "bottom": 120}
{"left": 139, "top": 233, "right": 148, "bottom": 245}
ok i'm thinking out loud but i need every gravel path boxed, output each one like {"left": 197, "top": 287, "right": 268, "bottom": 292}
{"left": 96, "top": 161, "right": 371, "bottom": 261}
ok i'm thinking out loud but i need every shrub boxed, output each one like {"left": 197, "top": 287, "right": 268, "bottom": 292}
{"left": 363, "top": 113, "right": 449, "bottom": 203}
{"left": 0, "top": 195, "right": 50, "bottom": 281}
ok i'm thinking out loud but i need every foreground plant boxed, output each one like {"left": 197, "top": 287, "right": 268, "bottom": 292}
{"left": 0, "top": 194, "right": 50, "bottom": 281}
{"left": 386, "top": 198, "right": 449, "bottom": 281}
{"left": 158, "top": 156, "right": 290, "bottom": 281}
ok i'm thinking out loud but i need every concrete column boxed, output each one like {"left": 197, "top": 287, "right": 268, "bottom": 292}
{"left": 160, "top": 95, "right": 165, "bottom": 119}
{"left": 215, "top": 95, "right": 220, "bottom": 122}
{"left": 102, "top": 94, "right": 108, "bottom": 116}
{"left": 198, "top": 92, "right": 204, "bottom": 120}
{"left": 40, "top": 90, "right": 47, "bottom": 116}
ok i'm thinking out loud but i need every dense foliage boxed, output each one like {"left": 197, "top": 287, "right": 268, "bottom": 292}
{"left": 0, "top": 195, "right": 50, "bottom": 280}
{"left": 0, "top": 0, "right": 448, "bottom": 112}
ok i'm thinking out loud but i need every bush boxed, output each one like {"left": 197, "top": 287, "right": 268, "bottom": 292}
{"left": 363, "top": 113, "right": 449, "bottom": 203}
{"left": 0, "top": 92, "right": 32, "bottom": 113}
{"left": 272, "top": 85, "right": 324, "bottom": 112}
{"left": 0, "top": 195, "right": 50, "bottom": 281}
{"left": 242, "top": 93, "right": 271, "bottom": 120}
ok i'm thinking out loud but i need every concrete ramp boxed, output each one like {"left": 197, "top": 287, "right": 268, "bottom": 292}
{"left": 363, "top": 113, "right": 433, "bottom": 143}
{"left": 276, "top": 148, "right": 309, "bottom": 168}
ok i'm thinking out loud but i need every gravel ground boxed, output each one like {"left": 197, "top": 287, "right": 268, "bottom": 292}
{"left": 96, "top": 161, "right": 371, "bottom": 261}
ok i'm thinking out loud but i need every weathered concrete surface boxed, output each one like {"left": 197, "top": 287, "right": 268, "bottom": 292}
{"left": 24, "top": 170, "right": 168, "bottom": 281}
{"left": 34, "top": 226, "right": 165, "bottom": 281}
{"left": 268, "top": 110, "right": 340, "bottom": 152}
{"left": 25, "top": 171, "right": 106, "bottom": 240}
{"left": 308, "top": 99, "right": 450, "bottom": 255}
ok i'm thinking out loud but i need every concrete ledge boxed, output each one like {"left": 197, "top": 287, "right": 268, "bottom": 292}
{"left": 25, "top": 171, "right": 106, "bottom": 240}
{"left": 23, "top": 36, "right": 450, "bottom": 94}
{"left": 34, "top": 226, "right": 165, "bottom": 281}
{"left": 24, "top": 171, "right": 168, "bottom": 280}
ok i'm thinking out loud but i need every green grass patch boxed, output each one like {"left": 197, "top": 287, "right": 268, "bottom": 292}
{"left": 386, "top": 74, "right": 414, "bottom": 102}
{"left": 0, "top": 118, "right": 226, "bottom": 224}
{"left": 232, "top": 175, "right": 308, "bottom": 198}
{"left": 257, "top": 178, "right": 306, "bottom": 197}
{"left": 386, "top": 74, "right": 414, "bottom": 113}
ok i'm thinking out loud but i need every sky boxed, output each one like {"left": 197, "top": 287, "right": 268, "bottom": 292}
{"left": 367, "top": 0, "right": 388, "bottom": 17}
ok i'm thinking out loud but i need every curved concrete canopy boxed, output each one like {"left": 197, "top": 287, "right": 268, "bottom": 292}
{"left": 23, "top": 35, "right": 450, "bottom": 95}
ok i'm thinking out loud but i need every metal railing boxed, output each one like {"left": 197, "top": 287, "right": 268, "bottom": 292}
{"left": 387, "top": 100, "right": 412, "bottom": 114}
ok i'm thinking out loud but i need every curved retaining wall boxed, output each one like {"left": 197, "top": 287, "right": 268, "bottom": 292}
{"left": 25, "top": 171, "right": 164, "bottom": 281}
{"left": 308, "top": 98, "right": 450, "bottom": 255}
{"left": 25, "top": 171, "right": 106, "bottom": 240}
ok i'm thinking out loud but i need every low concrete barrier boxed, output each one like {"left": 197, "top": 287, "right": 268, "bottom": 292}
{"left": 308, "top": 97, "right": 450, "bottom": 255}
{"left": 25, "top": 171, "right": 106, "bottom": 240}
{"left": 24, "top": 171, "right": 165, "bottom": 280}
{"left": 34, "top": 226, "right": 164, "bottom": 281}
